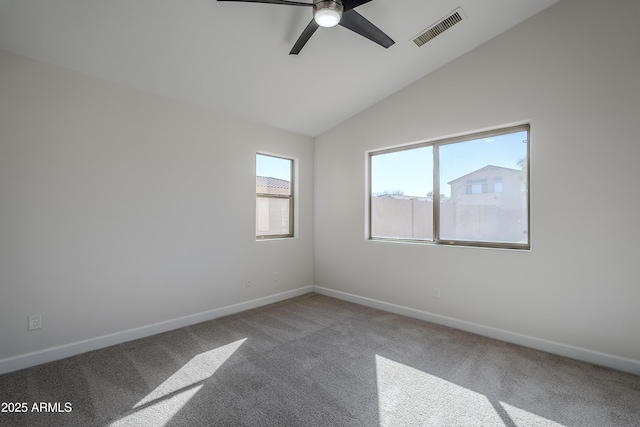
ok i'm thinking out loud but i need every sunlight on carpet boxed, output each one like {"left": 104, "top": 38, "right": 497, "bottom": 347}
{"left": 500, "top": 401, "right": 567, "bottom": 427}
{"left": 109, "top": 338, "right": 247, "bottom": 427}
{"left": 375, "top": 354, "right": 502, "bottom": 425}
{"left": 375, "top": 355, "right": 567, "bottom": 426}
{"left": 109, "top": 385, "right": 203, "bottom": 427}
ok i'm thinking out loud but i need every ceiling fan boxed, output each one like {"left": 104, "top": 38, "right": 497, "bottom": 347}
{"left": 218, "top": 0, "right": 395, "bottom": 55}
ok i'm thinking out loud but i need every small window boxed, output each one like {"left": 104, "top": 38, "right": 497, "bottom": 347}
{"left": 466, "top": 179, "right": 488, "bottom": 194}
{"left": 494, "top": 178, "right": 503, "bottom": 193}
{"left": 369, "top": 125, "right": 529, "bottom": 249}
{"left": 256, "top": 154, "right": 293, "bottom": 239}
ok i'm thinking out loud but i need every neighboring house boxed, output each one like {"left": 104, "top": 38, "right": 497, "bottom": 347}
{"left": 447, "top": 165, "right": 525, "bottom": 209}
{"left": 445, "top": 165, "right": 527, "bottom": 242}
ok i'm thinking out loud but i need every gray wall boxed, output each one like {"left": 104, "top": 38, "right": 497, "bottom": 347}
{"left": 0, "top": 50, "right": 314, "bottom": 364}
{"left": 314, "top": 0, "right": 640, "bottom": 365}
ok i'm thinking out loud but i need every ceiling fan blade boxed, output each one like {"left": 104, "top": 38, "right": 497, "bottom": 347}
{"left": 217, "top": 0, "right": 312, "bottom": 6}
{"left": 341, "top": 0, "right": 373, "bottom": 12}
{"left": 339, "top": 9, "right": 394, "bottom": 48}
{"left": 290, "top": 19, "right": 319, "bottom": 55}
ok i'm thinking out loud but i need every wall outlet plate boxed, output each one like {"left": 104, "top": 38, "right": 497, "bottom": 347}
{"left": 28, "top": 314, "right": 42, "bottom": 330}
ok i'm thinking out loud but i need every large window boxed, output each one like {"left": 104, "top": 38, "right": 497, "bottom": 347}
{"left": 369, "top": 125, "right": 530, "bottom": 249}
{"left": 256, "top": 153, "right": 294, "bottom": 239}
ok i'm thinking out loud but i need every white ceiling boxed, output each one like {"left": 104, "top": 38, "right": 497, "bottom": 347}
{"left": 0, "top": 0, "right": 559, "bottom": 137}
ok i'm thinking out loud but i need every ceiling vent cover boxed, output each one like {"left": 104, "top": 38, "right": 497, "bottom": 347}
{"left": 412, "top": 7, "right": 465, "bottom": 47}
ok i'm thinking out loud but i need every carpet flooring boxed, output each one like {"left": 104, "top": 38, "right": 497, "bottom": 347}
{"left": 1, "top": 293, "right": 639, "bottom": 426}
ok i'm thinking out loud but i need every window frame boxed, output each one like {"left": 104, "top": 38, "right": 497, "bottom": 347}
{"left": 368, "top": 124, "right": 530, "bottom": 250}
{"left": 256, "top": 153, "right": 294, "bottom": 240}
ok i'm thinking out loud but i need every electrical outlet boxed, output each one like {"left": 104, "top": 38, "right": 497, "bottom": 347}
{"left": 433, "top": 288, "right": 441, "bottom": 299}
{"left": 272, "top": 272, "right": 278, "bottom": 282}
{"left": 245, "top": 277, "right": 251, "bottom": 288}
{"left": 28, "top": 314, "right": 42, "bottom": 330}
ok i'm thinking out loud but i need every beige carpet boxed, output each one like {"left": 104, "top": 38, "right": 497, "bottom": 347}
{"left": 1, "top": 293, "right": 639, "bottom": 426}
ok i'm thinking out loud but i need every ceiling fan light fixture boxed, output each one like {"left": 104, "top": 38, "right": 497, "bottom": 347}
{"left": 313, "top": 1, "right": 343, "bottom": 28}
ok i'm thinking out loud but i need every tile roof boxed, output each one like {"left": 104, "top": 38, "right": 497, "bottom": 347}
{"left": 256, "top": 176, "right": 290, "bottom": 189}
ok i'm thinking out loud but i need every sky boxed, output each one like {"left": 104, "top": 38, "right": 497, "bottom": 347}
{"left": 371, "top": 130, "right": 528, "bottom": 197}
{"left": 256, "top": 153, "right": 292, "bottom": 181}
{"left": 256, "top": 130, "right": 528, "bottom": 198}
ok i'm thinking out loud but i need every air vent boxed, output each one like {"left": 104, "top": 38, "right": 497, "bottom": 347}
{"left": 412, "top": 7, "right": 465, "bottom": 47}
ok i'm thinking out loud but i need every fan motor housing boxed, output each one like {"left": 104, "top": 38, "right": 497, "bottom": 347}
{"left": 314, "top": 0, "right": 343, "bottom": 8}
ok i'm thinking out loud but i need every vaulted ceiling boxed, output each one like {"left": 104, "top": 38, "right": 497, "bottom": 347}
{"left": 0, "top": 0, "right": 559, "bottom": 136}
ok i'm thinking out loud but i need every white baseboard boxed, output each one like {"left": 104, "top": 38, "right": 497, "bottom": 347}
{"left": 313, "top": 286, "right": 640, "bottom": 376}
{"left": 4, "top": 285, "right": 638, "bottom": 376}
{"left": 0, "top": 286, "right": 313, "bottom": 375}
